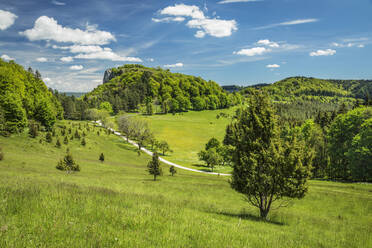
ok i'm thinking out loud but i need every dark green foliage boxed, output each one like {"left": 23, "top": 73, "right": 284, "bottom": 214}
{"left": 97, "top": 131, "right": 100, "bottom": 136}
{"left": 225, "top": 91, "right": 312, "bottom": 219}
{"left": 0, "top": 59, "right": 63, "bottom": 134}
{"left": 82, "top": 131, "right": 86, "bottom": 137}
{"left": 169, "top": 166, "right": 177, "bottom": 176}
{"left": 85, "top": 64, "right": 239, "bottom": 114}
{"left": 45, "top": 132, "right": 52, "bottom": 143}
{"left": 63, "top": 136, "right": 68, "bottom": 145}
{"left": 205, "top": 137, "right": 220, "bottom": 150}
{"left": 99, "top": 153, "right": 104, "bottom": 162}
{"left": 198, "top": 148, "right": 221, "bottom": 172}
{"left": 147, "top": 152, "right": 162, "bottom": 181}
{"left": 0, "top": 146, "right": 3, "bottom": 161}
{"left": 56, "top": 152, "right": 80, "bottom": 172}
{"left": 55, "top": 138, "right": 61, "bottom": 148}
{"left": 28, "top": 121, "right": 39, "bottom": 138}
{"left": 81, "top": 138, "right": 86, "bottom": 146}
{"left": 74, "top": 130, "right": 80, "bottom": 139}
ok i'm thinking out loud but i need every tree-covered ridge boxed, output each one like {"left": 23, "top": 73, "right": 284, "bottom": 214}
{"left": 0, "top": 59, "right": 63, "bottom": 134}
{"left": 86, "top": 64, "right": 241, "bottom": 114}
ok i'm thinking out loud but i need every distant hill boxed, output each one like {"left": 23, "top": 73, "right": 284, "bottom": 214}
{"left": 0, "top": 59, "right": 63, "bottom": 134}
{"left": 86, "top": 64, "right": 241, "bottom": 114}
{"left": 63, "top": 92, "right": 87, "bottom": 98}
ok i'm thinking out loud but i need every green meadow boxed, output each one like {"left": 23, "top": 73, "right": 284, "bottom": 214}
{"left": 136, "top": 108, "right": 236, "bottom": 173}
{"left": 0, "top": 120, "right": 371, "bottom": 247}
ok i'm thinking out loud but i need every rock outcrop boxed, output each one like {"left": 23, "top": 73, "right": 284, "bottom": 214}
{"left": 103, "top": 69, "right": 114, "bottom": 83}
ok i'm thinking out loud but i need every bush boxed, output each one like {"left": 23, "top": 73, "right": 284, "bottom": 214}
{"left": 0, "top": 147, "right": 4, "bottom": 161}
{"left": 56, "top": 152, "right": 80, "bottom": 172}
{"left": 81, "top": 138, "right": 86, "bottom": 146}
{"left": 74, "top": 130, "right": 80, "bottom": 139}
{"left": 63, "top": 136, "right": 69, "bottom": 145}
{"left": 28, "top": 121, "right": 39, "bottom": 138}
{"left": 46, "top": 132, "right": 52, "bottom": 143}
{"left": 56, "top": 138, "right": 61, "bottom": 148}
{"left": 169, "top": 166, "right": 177, "bottom": 176}
{"left": 99, "top": 153, "right": 104, "bottom": 162}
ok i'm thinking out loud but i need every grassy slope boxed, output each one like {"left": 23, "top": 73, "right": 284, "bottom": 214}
{"left": 136, "top": 108, "right": 236, "bottom": 173}
{"left": 0, "top": 121, "right": 372, "bottom": 247}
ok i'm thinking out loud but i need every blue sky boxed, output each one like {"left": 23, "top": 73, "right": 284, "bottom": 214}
{"left": 0, "top": 0, "right": 371, "bottom": 92}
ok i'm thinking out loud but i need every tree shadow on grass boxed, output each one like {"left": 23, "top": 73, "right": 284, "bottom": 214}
{"left": 212, "top": 210, "right": 285, "bottom": 226}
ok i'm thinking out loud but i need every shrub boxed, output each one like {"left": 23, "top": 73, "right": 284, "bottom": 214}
{"left": 28, "top": 121, "right": 39, "bottom": 138}
{"left": 169, "top": 166, "right": 177, "bottom": 176}
{"left": 46, "top": 132, "right": 52, "bottom": 143}
{"left": 56, "top": 138, "right": 61, "bottom": 148}
{"left": 74, "top": 130, "right": 80, "bottom": 139}
{"left": 81, "top": 138, "right": 86, "bottom": 146}
{"left": 63, "top": 136, "right": 69, "bottom": 145}
{"left": 56, "top": 152, "right": 80, "bottom": 172}
{"left": 0, "top": 147, "right": 4, "bottom": 161}
{"left": 99, "top": 153, "right": 104, "bottom": 162}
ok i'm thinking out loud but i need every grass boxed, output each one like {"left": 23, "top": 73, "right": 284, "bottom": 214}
{"left": 0, "top": 120, "right": 371, "bottom": 247}
{"left": 135, "top": 108, "right": 236, "bottom": 173}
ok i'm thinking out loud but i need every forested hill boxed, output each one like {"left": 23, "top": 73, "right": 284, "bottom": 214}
{"left": 0, "top": 59, "right": 63, "bottom": 135}
{"left": 85, "top": 64, "right": 241, "bottom": 114}
{"left": 242, "top": 76, "right": 371, "bottom": 102}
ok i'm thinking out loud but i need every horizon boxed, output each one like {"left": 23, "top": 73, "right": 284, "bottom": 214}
{"left": 1, "top": 0, "right": 372, "bottom": 91}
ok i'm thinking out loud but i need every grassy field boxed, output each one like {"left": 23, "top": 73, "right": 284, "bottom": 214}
{"left": 0, "top": 121, "right": 371, "bottom": 247}
{"left": 135, "top": 108, "right": 236, "bottom": 173}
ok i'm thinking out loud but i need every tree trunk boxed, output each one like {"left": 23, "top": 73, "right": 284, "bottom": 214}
{"left": 259, "top": 207, "right": 269, "bottom": 219}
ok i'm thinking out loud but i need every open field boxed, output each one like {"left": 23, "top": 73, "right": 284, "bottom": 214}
{"left": 135, "top": 108, "right": 236, "bottom": 173}
{"left": 0, "top": 121, "right": 371, "bottom": 247}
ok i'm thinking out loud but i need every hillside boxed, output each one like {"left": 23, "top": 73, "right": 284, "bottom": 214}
{"left": 85, "top": 64, "right": 241, "bottom": 114}
{"left": 0, "top": 59, "right": 63, "bottom": 134}
{"left": 0, "top": 120, "right": 371, "bottom": 247}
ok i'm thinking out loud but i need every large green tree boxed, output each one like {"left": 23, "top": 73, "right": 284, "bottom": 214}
{"left": 224, "top": 92, "right": 312, "bottom": 219}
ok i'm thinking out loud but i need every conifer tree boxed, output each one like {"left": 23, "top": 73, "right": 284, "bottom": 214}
{"left": 81, "top": 138, "right": 86, "bottom": 146}
{"left": 56, "top": 138, "right": 61, "bottom": 148}
{"left": 147, "top": 152, "right": 162, "bottom": 181}
{"left": 225, "top": 91, "right": 312, "bottom": 219}
{"left": 0, "top": 146, "right": 4, "bottom": 161}
{"left": 56, "top": 152, "right": 80, "bottom": 173}
{"left": 169, "top": 166, "right": 177, "bottom": 176}
{"left": 99, "top": 153, "right": 105, "bottom": 162}
{"left": 63, "top": 136, "right": 69, "bottom": 145}
{"left": 46, "top": 132, "right": 52, "bottom": 143}
{"left": 74, "top": 130, "right": 80, "bottom": 139}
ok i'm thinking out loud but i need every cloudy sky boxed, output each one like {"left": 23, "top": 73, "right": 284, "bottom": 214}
{"left": 1, "top": 0, "right": 372, "bottom": 92}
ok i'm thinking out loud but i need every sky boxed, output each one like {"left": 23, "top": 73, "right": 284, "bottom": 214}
{"left": 0, "top": 0, "right": 372, "bottom": 92}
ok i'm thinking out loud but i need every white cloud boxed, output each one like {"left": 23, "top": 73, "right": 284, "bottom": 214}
{"left": 234, "top": 47, "right": 270, "bottom": 56}
{"left": 53, "top": 44, "right": 103, "bottom": 53}
{"left": 1, "top": 54, "right": 14, "bottom": 61}
{"left": 160, "top": 4, "right": 205, "bottom": 19}
{"left": 358, "top": 44, "right": 365, "bottom": 48}
{"left": 331, "top": 41, "right": 366, "bottom": 48}
{"left": 0, "top": 10, "right": 18, "bottom": 30}
{"left": 152, "top": 17, "right": 185, "bottom": 23}
{"left": 266, "top": 64, "right": 280, "bottom": 68}
{"left": 51, "top": 0, "right": 66, "bottom": 6}
{"left": 69, "top": 65, "right": 83, "bottom": 70}
{"left": 255, "top": 18, "right": 318, "bottom": 30}
{"left": 218, "top": 0, "right": 261, "bottom": 3}
{"left": 36, "top": 57, "right": 48, "bottom": 62}
{"left": 309, "top": 49, "right": 336, "bottom": 56}
{"left": 186, "top": 18, "right": 237, "bottom": 38}
{"left": 43, "top": 77, "right": 51, "bottom": 83}
{"left": 154, "top": 4, "right": 237, "bottom": 38}
{"left": 147, "top": 58, "right": 155, "bottom": 62}
{"left": 257, "top": 39, "right": 279, "bottom": 48}
{"left": 164, "top": 62, "right": 183, "bottom": 68}
{"left": 20, "top": 16, "right": 116, "bottom": 45}
{"left": 74, "top": 48, "right": 142, "bottom": 62}
{"left": 60, "top": 56, "right": 74, "bottom": 62}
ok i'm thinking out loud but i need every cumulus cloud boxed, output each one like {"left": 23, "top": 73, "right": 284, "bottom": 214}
{"left": 43, "top": 77, "right": 51, "bottom": 83}
{"left": 309, "top": 49, "right": 336, "bottom": 56}
{"left": 69, "top": 65, "right": 83, "bottom": 70}
{"left": 74, "top": 47, "right": 142, "bottom": 62}
{"left": 234, "top": 47, "right": 270, "bottom": 56}
{"left": 36, "top": 57, "right": 48, "bottom": 62}
{"left": 1, "top": 54, "right": 14, "bottom": 61}
{"left": 257, "top": 39, "right": 279, "bottom": 48}
{"left": 0, "top": 10, "right": 18, "bottom": 30}
{"left": 160, "top": 4, "right": 205, "bottom": 19}
{"left": 164, "top": 62, "right": 183, "bottom": 68}
{"left": 255, "top": 18, "right": 318, "bottom": 30}
{"left": 266, "top": 64, "right": 280, "bottom": 68}
{"left": 218, "top": 0, "right": 261, "bottom": 3}
{"left": 154, "top": 4, "right": 237, "bottom": 38}
{"left": 60, "top": 56, "right": 74, "bottom": 62}
{"left": 152, "top": 17, "right": 185, "bottom": 23}
{"left": 20, "top": 16, "right": 116, "bottom": 45}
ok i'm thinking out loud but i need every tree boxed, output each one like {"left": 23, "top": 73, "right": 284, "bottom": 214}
{"left": 63, "top": 136, "right": 69, "bottom": 145}
{"left": 147, "top": 152, "right": 162, "bottom": 181}
{"left": 169, "top": 165, "right": 177, "bottom": 176}
{"left": 224, "top": 92, "right": 312, "bottom": 219}
{"left": 118, "top": 115, "right": 136, "bottom": 142}
{"left": 99, "top": 101, "right": 113, "bottom": 114}
{"left": 56, "top": 138, "right": 61, "bottom": 148}
{"left": 198, "top": 148, "right": 221, "bottom": 172}
{"left": 99, "top": 153, "right": 105, "bottom": 163}
{"left": 81, "top": 138, "right": 86, "bottom": 146}
{"left": 0, "top": 146, "right": 3, "bottom": 161}
{"left": 205, "top": 137, "right": 220, "bottom": 151}
{"left": 46, "top": 132, "right": 53, "bottom": 143}
{"left": 56, "top": 152, "right": 80, "bottom": 172}
{"left": 133, "top": 120, "right": 151, "bottom": 152}
{"left": 74, "top": 130, "right": 81, "bottom": 139}
{"left": 158, "top": 141, "right": 172, "bottom": 155}
{"left": 28, "top": 121, "right": 39, "bottom": 138}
